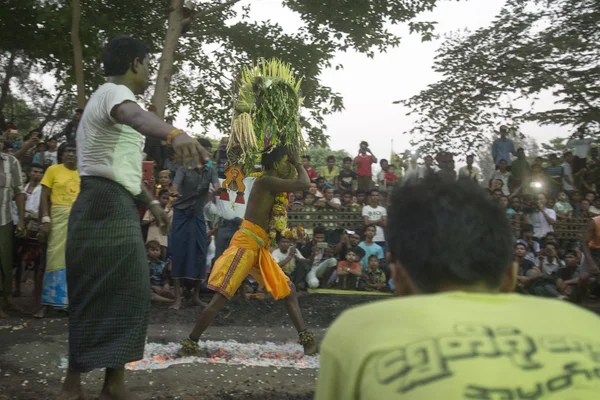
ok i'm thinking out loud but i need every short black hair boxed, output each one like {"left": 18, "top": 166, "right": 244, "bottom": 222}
{"left": 368, "top": 254, "right": 379, "bottom": 261}
{"left": 302, "top": 155, "right": 310, "bottom": 161}
{"left": 30, "top": 163, "right": 44, "bottom": 172}
{"left": 146, "top": 240, "right": 161, "bottom": 250}
{"left": 58, "top": 141, "right": 76, "bottom": 160}
{"left": 369, "top": 188, "right": 380, "bottom": 196}
{"left": 198, "top": 138, "right": 212, "bottom": 149}
{"left": 261, "top": 146, "right": 287, "bottom": 170}
{"left": 360, "top": 141, "right": 369, "bottom": 147}
{"left": 466, "top": 155, "right": 474, "bottom": 159}
{"left": 565, "top": 249, "right": 577, "bottom": 258}
{"left": 380, "top": 159, "right": 388, "bottom": 166}
{"left": 313, "top": 226, "right": 326, "bottom": 235}
{"left": 343, "top": 157, "right": 352, "bottom": 163}
{"left": 75, "top": 108, "right": 84, "bottom": 114}
{"left": 326, "top": 155, "right": 335, "bottom": 162}
{"left": 387, "top": 176, "right": 513, "bottom": 293}
{"left": 102, "top": 35, "right": 149, "bottom": 77}
{"left": 364, "top": 224, "right": 376, "bottom": 233}
{"left": 356, "top": 189, "right": 366, "bottom": 196}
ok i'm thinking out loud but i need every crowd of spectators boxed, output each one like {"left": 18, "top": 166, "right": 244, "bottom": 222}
{"left": 2, "top": 119, "right": 600, "bottom": 318}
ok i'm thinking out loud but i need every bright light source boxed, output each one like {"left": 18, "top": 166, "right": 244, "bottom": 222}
{"left": 533, "top": 182, "right": 542, "bottom": 188}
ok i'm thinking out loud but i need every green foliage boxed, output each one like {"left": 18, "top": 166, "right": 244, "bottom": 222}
{"left": 400, "top": 0, "right": 600, "bottom": 155}
{"left": 1, "top": 0, "right": 450, "bottom": 146}
{"left": 305, "top": 147, "right": 352, "bottom": 170}
{"left": 540, "top": 137, "right": 569, "bottom": 156}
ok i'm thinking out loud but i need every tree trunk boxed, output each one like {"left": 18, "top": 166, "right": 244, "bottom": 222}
{"left": 71, "top": 0, "right": 86, "bottom": 108}
{"left": 0, "top": 50, "right": 16, "bottom": 116}
{"left": 152, "top": 0, "right": 242, "bottom": 120}
{"left": 152, "top": 0, "right": 185, "bottom": 120}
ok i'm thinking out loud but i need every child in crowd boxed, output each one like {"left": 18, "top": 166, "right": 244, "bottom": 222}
{"left": 303, "top": 192, "right": 316, "bottom": 207}
{"left": 143, "top": 189, "right": 173, "bottom": 258}
{"left": 156, "top": 169, "right": 174, "bottom": 197}
{"left": 147, "top": 241, "right": 172, "bottom": 302}
{"left": 383, "top": 165, "right": 399, "bottom": 192}
{"left": 554, "top": 191, "right": 573, "bottom": 220}
{"left": 361, "top": 255, "right": 387, "bottom": 292}
{"left": 335, "top": 249, "right": 362, "bottom": 289}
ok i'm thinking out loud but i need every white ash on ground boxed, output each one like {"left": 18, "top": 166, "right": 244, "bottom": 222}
{"left": 60, "top": 340, "right": 319, "bottom": 371}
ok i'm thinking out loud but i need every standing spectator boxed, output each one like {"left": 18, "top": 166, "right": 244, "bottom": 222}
{"left": 419, "top": 155, "right": 439, "bottom": 180}
{"left": 33, "top": 138, "right": 59, "bottom": 167}
{"left": 526, "top": 193, "right": 556, "bottom": 241}
{"left": 337, "top": 157, "right": 357, "bottom": 191}
{"left": 545, "top": 154, "right": 564, "bottom": 197}
{"left": 354, "top": 141, "right": 377, "bottom": 190}
{"left": 215, "top": 137, "right": 228, "bottom": 179}
{"left": 142, "top": 189, "right": 172, "bottom": 256}
{"left": 34, "top": 143, "right": 80, "bottom": 319}
{"left": 491, "top": 125, "right": 515, "bottom": 168}
{"left": 567, "top": 127, "right": 593, "bottom": 174}
{"left": 0, "top": 142, "right": 25, "bottom": 318}
{"left": 163, "top": 146, "right": 180, "bottom": 178}
{"left": 362, "top": 189, "right": 387, "bottom": 247}
{"left": 580, "top": 198, "right": 595, "bottom": 218}
{"left": 437, "top": 159, "right": 457, "bottom": 182}
{"left": 458, "top": 154, "right": 479, "bottom": 182}
{"left": 170, "top": 163, "right": 220, "bottom": 310}
{"left": 510, "top": 148, "right": 531, "bottom": 193}
{"left": 383, "top": 165, "right": 399, "bottom": 192}
{"left": 571, "top": 190, "right": 582, "bottom": 217}
{"left": 562, "top": 151, "right": 575, "bottom": 194}
{"left": 358, "top": 225, "right": 385, "bottom": 271}
{"left": 302, "top": 155, "right": 317, "bottom": 182}
{"left": 376, "top": 159, "right": 389, "bottom": 186}
{"left": 5, "top": 129, "right": 22, "bottom": 151}
{"left": 56, "top": 109, "right": 83, "bottom": 142}
{"left": 318, "top": 155, "right": 339, "bottom": 186}
{"left": 491, "top": 159, "right": 511, "bottom": 196}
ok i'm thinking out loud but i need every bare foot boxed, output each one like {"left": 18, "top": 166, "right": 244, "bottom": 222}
{"left": 151, "top": 294, "right": 174, "bottom": 303}
{"left": 303, "top": 339, "right": 319, "bottom": 356}
{"left": 193, "top": 295, "right": 207, "bottom": 307}
{"left": 99, "top": 387, "right": 139, "bottom": 400}
{"left": 33, "top": 306, "right": 47, "bottom": 319}
{"left": 169, "top": 299, "right": 182, "bottom": 310}
{"left": 60, "top": 371, "right": 85, "bottom": 400}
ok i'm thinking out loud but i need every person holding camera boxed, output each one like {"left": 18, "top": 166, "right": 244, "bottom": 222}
{"left": 525, "top": 193, "right": 556, "bottom": 241}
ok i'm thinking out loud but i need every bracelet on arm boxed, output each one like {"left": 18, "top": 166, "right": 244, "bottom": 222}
{"left": 166, "top": 128, "right": 185, "bottom": 145}
{"left": 41, "top": 216, "right": 51, "bottom": 224}
{"left": 149, "top": 200, "right": 160, "bottom": 207}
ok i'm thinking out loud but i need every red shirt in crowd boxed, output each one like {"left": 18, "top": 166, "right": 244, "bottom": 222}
{"left": 384, "top": 172, "right": 399, "bottom": 183}
{"left": 306, "top": 167, "right": 318, "bottom": 181}
{"left": 355, "top": 154, "right": 375, "bottom": 177}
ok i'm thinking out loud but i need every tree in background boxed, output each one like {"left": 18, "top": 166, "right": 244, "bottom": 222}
{"left": 540, "top": 137, "right": 569, "bottom": 157}
{"left": 1, "top": 0, "right": 447, "bottom": 145}
{"left": 399, "top": 0, "right": 600, "bottom": 155}
{"left": 476, "top": 134, "right": 540, "bottom": 183}
{"left": 306, "top": 147, "right": 351, "bottom": 170}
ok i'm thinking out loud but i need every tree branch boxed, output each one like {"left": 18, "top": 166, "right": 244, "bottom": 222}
{"left": 190, "top": 0, "right": 241, "bottom": 22}
{"left": 0, "top": 50, "right": 16, "bottom": 115}
{"left": 36, "top": 89, "right": 65, "bottom": 133}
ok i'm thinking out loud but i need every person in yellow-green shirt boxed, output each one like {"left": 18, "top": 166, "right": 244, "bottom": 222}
{"left": 317, "top": 155, "right": 340, "bottom": 186}
{"left": 316, "top": 175, "right": 600, "bottom": 400}
{"left": 34, "top": 142, "right": 80, "bottom": 318}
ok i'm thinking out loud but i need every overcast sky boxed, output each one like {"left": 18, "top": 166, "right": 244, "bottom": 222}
{"left": 174, "top": 0, "right": 565, "bottom": 162}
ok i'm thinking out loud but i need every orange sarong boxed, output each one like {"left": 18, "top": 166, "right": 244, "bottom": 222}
{"left": 207, "top": 219, "right": 291, "bottom": 300}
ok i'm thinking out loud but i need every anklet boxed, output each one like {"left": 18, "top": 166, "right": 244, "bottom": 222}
{"left": 298, "top": 330, "right": 315, "bottom": 346}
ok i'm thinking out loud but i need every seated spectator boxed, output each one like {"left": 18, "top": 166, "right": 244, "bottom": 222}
{"left": 341, "top": 191, "right": 354, "bottom": 208}
{"left": 585, "top": 190, "right": 595, "bottom": 204}
{"left": 360, "top": 255, "right": 387, "bottom": 292}
{"left": 546, "top": 196, "right": 556, "bottom": 210}
{"left": 514, "top": 242, "right": 540, "bottom": 294}
{"left": 517, "top": 224, "right": 540, "bottom": 263}
{"left": 318, "top": 155, "right": 340, "bottom": 186}
{"left": 335, "top": 249, "right": 362, "bottom": 290}
{"left": 557, "top": 250, "right": 584, "bottom": 303}
{"left": 337, "top": 157, "right": 357, "bottom": 192}
{"left": 335, "top": 230, "right": 366, "bottom": 261}
{"left": 147, "top": 241, "right": 172, "bottom": 303}
{"left": 383, "top": 165, "right": 399, "bottom": 193}
{"left": 553, "top": 191, "right": 573, "bottom": 220}
{"left": 302, "top": 155, "right": 318, "bottom": 182}
{"left": 491, "top": 188, "right": 503, "bottom": 201}
{"left": 315, "top": 179, "right": 326, "bottom": 198}
{"left": 303, "top": 192, "right": 316, "bottom": 207}
{"left": 358, "top": 225, "right": 385, "bottom": 271}
{"left": 316, "top": 176, "right": 600, "bottom": 400}
{"left": 302, "top": 226, "right": 338, "bottom": 289}
{"left": 580, "top": 198, "right": 595, "bottom": 218}
{"left": 530, "top": 242, "right": 565, "bottom": 299}
{"left": 272, "top": 234, "right": 307, "bottom": 287}
{"left": 355, "top": 189, "right": 367, "bottom": 207}
{"left": 499, "top": 195, "right": 515, "bottom": 215}
{"left": 315, "top": 187, "right": 341, "bottom": 209}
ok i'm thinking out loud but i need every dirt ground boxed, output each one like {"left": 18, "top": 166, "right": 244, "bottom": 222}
{"left": 0, "top": 291, "right": 379, "bottom": 400}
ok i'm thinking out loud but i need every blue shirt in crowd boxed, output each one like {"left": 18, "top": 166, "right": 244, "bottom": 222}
{"left": 358, "top": 241, "right": 385, "bottom": 271}
{"left": 492, "top": 137, "right": 516, "bottom": 166}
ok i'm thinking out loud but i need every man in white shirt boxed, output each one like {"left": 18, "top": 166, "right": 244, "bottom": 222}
{"left": 24, "top": 164, "right": 44, "bottom": 219}
{"left": 491, "top": 159, "right": 511, "bottom": 196}
{"left": 526, "top": 193, "right": 556, "bottom": 240}
{"left": 458, "top": 154, "right": 480, "bottom": 182}
{"left": 362, "top": 188, "right": 387, "bottom": 246}
{"left": 62, "top": 35, "right": 209, "bottom": 400}
{"left": 271, "top": 236, "right": 306, "bottom": 283}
